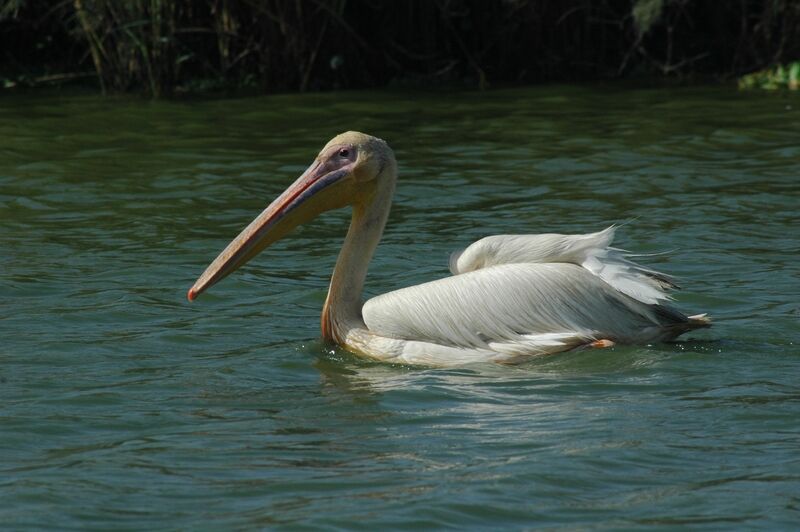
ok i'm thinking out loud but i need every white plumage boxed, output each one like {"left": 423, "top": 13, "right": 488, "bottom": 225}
{"left": 360, "top": 229, "right": 700, "bottom": 365}
{"left": 189, "top": 132, "right": 710, "bottom": 367}
{"left": 449, "top": 226, "right": 678, "bottom": 304}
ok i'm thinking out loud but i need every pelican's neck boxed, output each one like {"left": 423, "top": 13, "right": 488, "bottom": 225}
{"left": 322, "top": 181, "right": 394, "bottom": 343}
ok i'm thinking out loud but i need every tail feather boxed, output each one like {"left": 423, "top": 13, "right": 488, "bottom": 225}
{"left": 687, "top": 313, "right": 712, "bottom": 327}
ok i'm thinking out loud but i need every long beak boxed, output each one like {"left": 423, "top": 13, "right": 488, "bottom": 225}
{"left": 188, "top": 160, "right": 352, "bottom": 301}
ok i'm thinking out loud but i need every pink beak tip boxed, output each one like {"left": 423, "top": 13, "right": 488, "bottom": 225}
{"left": 187, "top": 288, "right": 197, "bottom": 302}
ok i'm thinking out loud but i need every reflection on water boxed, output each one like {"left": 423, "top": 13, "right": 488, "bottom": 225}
{"left": 1, "top": 85, "right": 799, "bottom": 529}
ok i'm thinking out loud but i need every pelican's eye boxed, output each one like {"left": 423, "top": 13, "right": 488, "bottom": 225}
{"left": 338, "top": 148, "right": 350, "bottom": 158}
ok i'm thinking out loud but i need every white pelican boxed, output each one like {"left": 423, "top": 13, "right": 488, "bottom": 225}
{"left": 188, "top": 131, "right": 710, "bottom": 366}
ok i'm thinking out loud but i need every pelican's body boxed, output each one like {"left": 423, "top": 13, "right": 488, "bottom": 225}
{"left": 189, "top": 132, "right": 709, "bottom": 366}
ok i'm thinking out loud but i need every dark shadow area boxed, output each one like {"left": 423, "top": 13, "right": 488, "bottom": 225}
{"left": 2, "top": 1, "right": 799, "bottom": 96}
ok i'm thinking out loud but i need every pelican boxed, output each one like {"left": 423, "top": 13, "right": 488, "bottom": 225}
{"left": 188, "top": 131, "right": 710, "bottom": 366}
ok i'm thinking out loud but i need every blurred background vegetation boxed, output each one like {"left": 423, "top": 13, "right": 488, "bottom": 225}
{"left": 1, "top": 0, "right": 799, "bottom": 96}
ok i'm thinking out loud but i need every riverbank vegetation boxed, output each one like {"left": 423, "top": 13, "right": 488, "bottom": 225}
{"left": 2, "top": 0, "right": 799, "bottom": 96}
{"left": 739, "top": 61, "right": 800, "bottom": 90}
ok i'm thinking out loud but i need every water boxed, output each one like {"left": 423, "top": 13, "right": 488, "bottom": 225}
{"left": 2, "top": 84, "right": 799, "bottom": 529}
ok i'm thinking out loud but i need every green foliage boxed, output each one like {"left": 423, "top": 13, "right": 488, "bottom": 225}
{"left": 632, "top": 0, "right": 664, "bottom": 37}
{"left": 1, "top": 0, "right": 800, "bottom": 96}
{"left": 70, "top": 0, "right": 179, "bottom": 96}
{"left": 739, "top": 62, "right": 800, "bottom": 90}
{"left": 0, "top": 0, "right": 25, "bottom": 20}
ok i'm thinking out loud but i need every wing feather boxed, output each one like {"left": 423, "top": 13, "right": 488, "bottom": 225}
{"left": 449, "top": 226, "right": 678, "bottom": 305}
{"left": 362, "top": 263, "right": 687, "bottom": 351}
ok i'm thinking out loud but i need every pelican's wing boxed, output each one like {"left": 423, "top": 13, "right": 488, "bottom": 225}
{"left": 362, "top": 262, "right": 689, "bottom": 358}
{"left": 449, "top": 226, "right": 678, "bottom": 305}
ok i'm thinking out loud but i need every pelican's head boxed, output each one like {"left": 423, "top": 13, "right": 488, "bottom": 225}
{"left": 188, "top": 131, "right": 395, "bottom": 301}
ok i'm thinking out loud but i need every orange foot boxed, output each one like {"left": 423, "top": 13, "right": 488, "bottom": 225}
{"left": 589, "top": 339, "right": 615, "bottom": 348}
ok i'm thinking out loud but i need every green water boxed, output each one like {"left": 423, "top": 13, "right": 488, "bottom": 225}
{"left": 2, "top": 85, "right": 799, "bottom": 529}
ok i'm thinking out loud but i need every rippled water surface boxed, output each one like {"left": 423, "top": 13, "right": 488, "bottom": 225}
{"left": 2, "top": 85, "right": 799, "bottom": 529}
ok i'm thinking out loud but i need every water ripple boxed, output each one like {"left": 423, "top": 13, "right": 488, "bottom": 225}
{"left": 2, "top": 85, "right": 799, "bottom": 529}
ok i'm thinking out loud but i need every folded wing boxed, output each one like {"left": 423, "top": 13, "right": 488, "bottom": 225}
{"left": 362, "top": 262, "right": 690, "bottom": 357}
{"left": 449, "top": 226, "right": 678, "bottom": 305}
